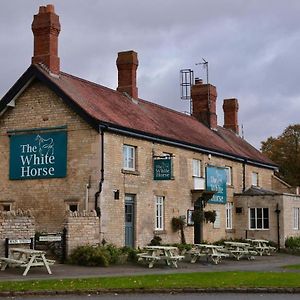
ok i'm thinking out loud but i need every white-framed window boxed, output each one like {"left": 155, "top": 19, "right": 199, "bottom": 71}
{"left": 251, "top": 172, "right": 259, "bottom": 186}
{"left": 123, "top": 144, "right": 136, "bottom": 170}
{"left": 293, "top": 207, "right": 300, "bottom": 230}
{"left": 155, "top": 196, "right": 164, "bottom": 230}
{"left": 192, "top": 159, "right": 205, "bottom": 189}
{"left": 249, "top": 207, "right": 269, "bottom": 230}
{"left": 192, "top": 159, "right": 202, "bottom": 177}
{"left": 225, "top": 166, "right": 232, "bottom": 186}
{"left": 213, "top": 210, "right": 221, "bottom": 229}
{"left": 226, "top": 202, "right": 233, "bottom": 229}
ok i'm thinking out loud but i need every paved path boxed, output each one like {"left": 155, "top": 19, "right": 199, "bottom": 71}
{"left": 0, "top": 253, "right": 299, "bottom": 281}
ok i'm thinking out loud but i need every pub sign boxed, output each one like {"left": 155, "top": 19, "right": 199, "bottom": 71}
{"left": 153, "top": 158, "right": 172, "bottom": 180}
{"left": 206, "top": 166, "right": 227, "bottom": 204}
{"left": 9, "top": 131, "right": 67, "bottom": 180}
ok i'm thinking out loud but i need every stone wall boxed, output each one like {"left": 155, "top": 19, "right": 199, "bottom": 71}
{"left": 0, "top": 81, "right": 100, "bottom": 232}
{"left": 0, "top": 210, "right": 35, "bottom": 256}
{"left": 234, "top": 194, "right": 300, "bottom": 248}
{"left": 64, "top": 210, "right": 100, "bottom": 256}
{"left": 100, "top": 133, "right": 275, "bottom": 247}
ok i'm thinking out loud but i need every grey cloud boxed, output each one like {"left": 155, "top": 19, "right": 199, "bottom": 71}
{"left": 1, "top": 0, "right": 300, "bottom": 149}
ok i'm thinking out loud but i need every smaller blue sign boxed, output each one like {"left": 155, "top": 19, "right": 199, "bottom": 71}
{"left": 206, "top": 166, "right": 227, "bottom": 204}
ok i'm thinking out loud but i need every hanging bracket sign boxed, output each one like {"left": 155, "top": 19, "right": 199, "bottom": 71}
{"left": 206, "top": 166, "right": 227, "bottom": 204}
{"left": 153, "top": 157, "right": 172, "bottom": 180}
{"left": 9, "top": 130, "right": 67, "bottom": 180}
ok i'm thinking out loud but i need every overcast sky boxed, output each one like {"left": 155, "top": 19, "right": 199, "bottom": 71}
{"left": 0, "top": 0, "right": 299, "bottom": 149}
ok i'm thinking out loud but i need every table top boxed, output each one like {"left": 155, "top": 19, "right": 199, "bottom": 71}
{"left": 195, "top": 244, "right": 224, "bottom": 249}
{"left": 224, "top": 241, "right": 250, "bottom": 247}
{"left": 249, "top": 239, "right": 269, "bottom": 243}
{"left": 10, "top": 248, "right": 46, "bottom": 255}
{"left": 144, "top": 246, "right": 178, "bottom": 250}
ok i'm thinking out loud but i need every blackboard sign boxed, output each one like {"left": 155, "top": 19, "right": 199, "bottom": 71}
{"left": 153, "top": 158, "right": 172, "bottom": 180}
{"left": 206, "top": 166, "right": 227, "bottom": 204}
{"left": 9, "top": 131, "right": 67, "bottom": 180}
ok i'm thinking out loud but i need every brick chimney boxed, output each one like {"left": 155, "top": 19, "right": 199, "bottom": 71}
{"left": 31, "top": 5, "right": 61, "bottom": 75}
{"left": 191, "top": 78, "right": 217, "bottom": 129}
{"left": 116, "top": 51, "right": 138, "bottom": 99}
{"left": 223, "top": 98, "right": 239, "bottom": 134}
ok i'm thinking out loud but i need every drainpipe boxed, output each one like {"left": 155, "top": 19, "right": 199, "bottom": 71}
{"left": 242, "top": 160, "right": 246, "bottom": 191}
{"left": 85, "top": 176, "right": 91, "bottom": 211}
{"left": 275, "top": 203, "right": 281, "bottom": 250}
{"left": 94, "top": 125, "right": 105, "bottom": 216}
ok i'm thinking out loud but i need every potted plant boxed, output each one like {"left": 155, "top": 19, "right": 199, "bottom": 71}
{"left": 204, "top": 210, "right": 217, "bottom": 223}
{"left": 171, "top": 216, "right": 186, "bottom": 244}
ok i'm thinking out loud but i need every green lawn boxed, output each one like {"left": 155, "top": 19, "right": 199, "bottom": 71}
{"left": 282, "top": 264, "right": 300, "bottom": 270}
{"left": 1, "top": 272, "right": 300, "bottom": 292}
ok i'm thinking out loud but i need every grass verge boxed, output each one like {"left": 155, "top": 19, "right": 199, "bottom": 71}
{"left": 282, "top": 264, "right": 300, "bottom": 270}
{"left": 1, "top": 272, "right": 300, "bottom": 292}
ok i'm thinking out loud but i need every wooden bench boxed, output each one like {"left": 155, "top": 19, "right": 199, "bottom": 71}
{"left": 138, "top": 253, "right": 184, "bottom": 268}
{"left": 0, "top": 257, "right": 27, "bottom": 270}
{"left": 189, "top": 250, "right": 207, "bottom": 263}
{"left": 209, "top": 253, "right": 229, "bottom": 265}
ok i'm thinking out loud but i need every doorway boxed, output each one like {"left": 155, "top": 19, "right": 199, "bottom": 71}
{"left": 125, "top": 194, "right": 135, "bottom": 248}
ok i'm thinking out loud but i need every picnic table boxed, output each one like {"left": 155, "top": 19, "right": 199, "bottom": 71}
{"left": 224, "top": 241, "right": 257, "bottom": 260}
{"left": 137, "top": 246, "right": 184, "bottom": 268}
{"left": 0, "top": 248, "right": 55, "bottom": 276}
{"left": 190, "top": 244, "right": 229, "bottom": 265}
{"left": 246, "top": 239, "right": 277, "bottom": 256}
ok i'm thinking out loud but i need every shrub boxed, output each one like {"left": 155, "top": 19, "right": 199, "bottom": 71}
{"left": 149, "top": 235, "right": 162, "bottom": 246}
{"left": 285, "top": 237, "right": 300, "bottom": 249}
{"left": 69, "top": 245, "right": 110, "bottom": 267}
{"left": 204, "top": 210, "right": 217, "bottom": 223}
{"left": 171, "top": 216, "right": 186, "bottom": 244}
{"left": 105, "top": 244, "right": 122, "bottom": 264}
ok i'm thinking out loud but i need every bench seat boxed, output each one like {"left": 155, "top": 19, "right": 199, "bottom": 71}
{"left": 0, "top": 257, "right": 27, "bottom": 270}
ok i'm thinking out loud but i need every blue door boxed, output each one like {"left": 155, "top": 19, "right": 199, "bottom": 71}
{"left": 125, "top": 195, "right": 134, "bottom": 247}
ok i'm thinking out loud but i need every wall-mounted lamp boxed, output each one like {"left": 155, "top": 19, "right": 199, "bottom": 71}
{"left": 113, "top": 189, "right": 120, "bottom": 200}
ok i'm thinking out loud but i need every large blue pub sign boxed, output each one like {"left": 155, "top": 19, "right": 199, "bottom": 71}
{"left": 206, "top": 166, "right": 227, "bottom": 204}
{"left": 9, "top": 131, "right": 67, "bottom": 180}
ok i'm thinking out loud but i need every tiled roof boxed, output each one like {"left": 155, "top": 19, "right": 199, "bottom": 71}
{"left": 0, "top": 64, "right": 277, "bottom": 168}
{"left": 236, "top": 186, "right": 279, "bottom": 196}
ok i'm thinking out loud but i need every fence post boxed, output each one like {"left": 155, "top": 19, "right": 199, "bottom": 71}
{"left": 61, "top": 227, "right": 67, "bottom": 263}
{"left": 5, "top": 238, "right": 9, "bottom": 258}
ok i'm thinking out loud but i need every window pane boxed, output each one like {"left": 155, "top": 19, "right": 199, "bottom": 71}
{"left": 192, "top": 159, "right": 201, "bottom": 177}
{"left": 263, "top": 208, "right": 269, "bottom": 229}
{"left": 123, "top": 145, "right": 135, "bottom": 170}
{"left": 256, "top": 208, "right": 262, "bottom": 229}
{"left": 155, "top": 196, "right": 164, "bottom": 230}
{"left": 250, "top": 208, "right": 256, "bottom": 229}
{"left": 226, "top": 202, "right": 233, "bottom": 229}
{"left": 226, "top": 167, "right": 232, "bottom": 185}
{"left": 252, "top": 172, "right": 258, "bottom": 186}
{"left": 294, "top": 208, "right": 299, "bottom": 230}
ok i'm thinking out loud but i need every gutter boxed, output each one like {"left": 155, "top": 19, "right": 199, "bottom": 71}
{"left": 100, "top": 122, "right": 277, "bottom": 171}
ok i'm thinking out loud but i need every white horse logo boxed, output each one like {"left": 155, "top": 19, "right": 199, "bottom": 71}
{"left": 35, "top": 135, "right": 54, "bottom": 156}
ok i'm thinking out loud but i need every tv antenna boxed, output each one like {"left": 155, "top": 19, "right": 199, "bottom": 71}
{"left": 195, "top": 58, "right": 209, "bottom": 84}
{"left": 195, "top": 58, "right": 210, "bottom": 112}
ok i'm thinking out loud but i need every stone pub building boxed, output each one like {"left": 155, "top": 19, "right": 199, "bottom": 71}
{"left": 0, "top": 5, "right": 299, "bottom": 253}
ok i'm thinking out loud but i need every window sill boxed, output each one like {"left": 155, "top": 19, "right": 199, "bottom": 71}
{"left": 121, "top": 169, "right": 140, "bottom": 176}
{"left": 225, "top": 229, "right": 235, "bottom": 233}
{"left": 248, "top": 228, "right": 270, "bottom": 231}
{"left": 153, "top": 230, "right": 166, "bottom": 235}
